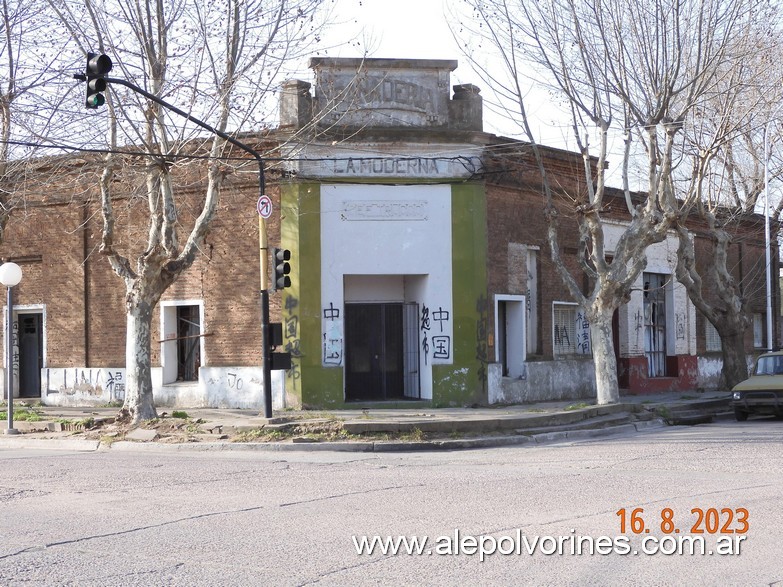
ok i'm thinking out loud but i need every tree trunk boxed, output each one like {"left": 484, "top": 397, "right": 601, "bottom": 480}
{"left": 590, "top": 308, "right": 620, "bottom": 405}
{"left": 124, "top": 298, "right": 158, "bottom": 423}
{"left": 719, "top": 329, "right": 749, "bottom": 390}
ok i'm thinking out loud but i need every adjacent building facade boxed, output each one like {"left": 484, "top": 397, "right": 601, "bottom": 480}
{"left": 0, "top": 57, "right": 776, "bottom": 409}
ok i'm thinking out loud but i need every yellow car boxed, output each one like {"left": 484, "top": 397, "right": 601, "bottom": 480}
{"left": 732, "top": 351, "right": 783, "bottom": 421}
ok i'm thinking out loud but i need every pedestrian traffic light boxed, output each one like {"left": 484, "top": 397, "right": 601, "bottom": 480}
{"left": 273, "top": 247, "right": 291, "bottom": 290}
{"left": 85, "top": 52, "right": 112, "bottom": 109}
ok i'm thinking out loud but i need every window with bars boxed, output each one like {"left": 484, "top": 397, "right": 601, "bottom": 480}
{"left": 553, "top": 302, "right": 591, "bottom": 357}
{"left": 705, "top": 320, "right": 722, "bottom": 352}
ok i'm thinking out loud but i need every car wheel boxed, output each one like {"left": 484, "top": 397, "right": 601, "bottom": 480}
{"left": 734, "top": 408, "right": 749, "bottom": 422}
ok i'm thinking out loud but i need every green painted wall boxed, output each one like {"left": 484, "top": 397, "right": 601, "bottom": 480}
{"left": 432, "top": 182, "right": 489, "bottom": 406}
{"left": 280, "top": 182, "right": 343, "bottom": 407}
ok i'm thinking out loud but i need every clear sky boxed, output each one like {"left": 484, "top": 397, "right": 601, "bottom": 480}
{"left": 323, "top": 0, "right": 464, "bottom": 61}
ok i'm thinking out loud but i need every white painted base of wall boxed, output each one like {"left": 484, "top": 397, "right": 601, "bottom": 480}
{"left": 488, "top": 360, "right": 597, "bottom": 404}
{"left": 696, "top": 355, "right": 757, "bottom": 391}
{"left": 489, "top": 354, "right": 759, "bottom": 404}
{"left": 36, "top": 367, "right": 285, "bottom": 410}
{"left": 696, "top": 356, "right": 723, "bottom": 391}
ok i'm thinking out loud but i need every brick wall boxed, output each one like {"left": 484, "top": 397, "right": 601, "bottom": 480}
{"left": 1, "top": 148, "right": 281, "bottom": 371}
{"left": 485, "top": 160, "right": 774, "bottom": 364}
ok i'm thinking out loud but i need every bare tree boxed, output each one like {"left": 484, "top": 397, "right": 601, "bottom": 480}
{"left": 48, "top": 0, "right": 331, "bottom": 422}
{"left": 457, "top": 0, "right": 765, "bottom": 403}
{"left": 674, "top": 36, "right": 783, "bottom": 389}
{"left": 0, "top": 0, "right": 67, "bottom": 244}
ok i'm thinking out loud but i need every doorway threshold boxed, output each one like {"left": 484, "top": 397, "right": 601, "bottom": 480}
{"left": 343, "top": 399, "right": 432, "bottom": 410}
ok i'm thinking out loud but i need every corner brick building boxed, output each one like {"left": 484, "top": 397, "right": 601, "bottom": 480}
{"left": 0, "top": 57, "right": 775, "bottom": 409}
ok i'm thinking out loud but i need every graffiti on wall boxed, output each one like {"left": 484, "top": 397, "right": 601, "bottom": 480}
{"left": 11, "top": 320, "right": 18, "bottom": 383}
{"left": 47, "top": 368, "right": 126, "bottom": 401}
{"left": 227, "top": 372, "right": 243, "bottom": 390}
{"left": 421, "top": 304, "right": 452, "bottom": 364}
{"left": 576, "top": 310, "right": 591, "bottom": 355}
{"left": 284, "top": 294, "right": 302, "bottom": 390}
{"left": 476, "top": 294, "right": 489, "bottom": 391}
{"left": 676, "top": 313, "right": 686, "bottom": 340}
{"left": 322, "top": 302, "right": 343, "bottom": 366}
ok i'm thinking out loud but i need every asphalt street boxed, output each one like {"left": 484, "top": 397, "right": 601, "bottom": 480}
{"left": 0, "top": 418, "right": 780, "bottom": 586}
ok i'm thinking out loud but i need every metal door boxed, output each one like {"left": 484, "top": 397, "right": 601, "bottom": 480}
{"left": 345, "top": 303, "right": 406, "bottom": 401}
{"left": 18, "top": 313, "right": 42, "bottom": 397}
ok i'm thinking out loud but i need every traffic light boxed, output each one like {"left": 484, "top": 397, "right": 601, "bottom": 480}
{"left": 273, "top": 247, "right": 291, "bottom": 290}
{"left": 267, "top": 323, "right": 292, "bottom": 371}
{"left": 85, "top": 52, "right": 112, "bottom": 109}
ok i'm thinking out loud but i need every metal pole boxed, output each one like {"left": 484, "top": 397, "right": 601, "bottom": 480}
{"left": 765, "top": 121, "right": 774, "bottom": 351}
{"left": 5, "top": 285, "right": 17, "bottom": 434}
{"left": 261, "top": 289, "right": 272, "bottom": 418}
{"left": 258, "top": 173, "right": 272, "bottom": 419}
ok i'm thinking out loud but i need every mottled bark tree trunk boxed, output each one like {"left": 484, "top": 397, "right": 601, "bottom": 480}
{"left": 124, "top": 297, "right": 158, "bottom": 422}
{"left": 675, "top": 223, "right": 750, "bottom": 391}
{"left": 718, "top": 327, "right": 749, "bottom": 390}
{"left": 590, "top": 307, "right": 620, "bottom": 405}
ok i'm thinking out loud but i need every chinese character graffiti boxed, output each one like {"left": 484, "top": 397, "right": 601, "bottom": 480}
{"left": 322, "top": 302, "right": 343, "bottom": 366}
{"left": 421, "top": 304, "right": 451, "bottom": 363}
{"left": 576, "top": 311, "right": 591, "bottom": 355}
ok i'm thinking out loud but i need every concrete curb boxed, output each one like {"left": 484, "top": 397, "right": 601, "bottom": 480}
{"left": 100, "top": 419, "right": 665, "bottom": 453}
{"left": 341, "top": 402, "right": 637, "bottom": 435}
{"left": 0, "top": 418, "right": 668, "bottom": 454}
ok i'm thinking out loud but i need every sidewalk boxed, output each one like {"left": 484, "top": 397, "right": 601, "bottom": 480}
{"left": 0, "top": 390, "right": 732, "bottom": 453}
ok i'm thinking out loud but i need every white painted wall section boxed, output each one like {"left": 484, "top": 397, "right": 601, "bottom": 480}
{"left": 320, "top": 184, "right": 454, "bottom": 400}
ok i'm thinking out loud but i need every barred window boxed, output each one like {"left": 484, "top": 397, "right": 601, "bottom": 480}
{"left": 705, "top": 320, "right": 722, "bottom": 352}
{"left": 553, "top": 302, "right": 591, "bottom": 357}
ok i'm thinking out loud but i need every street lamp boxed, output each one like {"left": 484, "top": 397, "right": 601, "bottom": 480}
{"left": 0, "top": 262, "right": 22, "bottom": 435}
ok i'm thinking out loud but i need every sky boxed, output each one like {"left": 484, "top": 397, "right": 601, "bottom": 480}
{"left": 323, "top": 0, "right": 466, "bottom": 61}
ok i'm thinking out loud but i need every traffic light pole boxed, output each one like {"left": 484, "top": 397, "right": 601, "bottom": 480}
{"left": 100, "top": 77, "right": 275, "bottom": 418}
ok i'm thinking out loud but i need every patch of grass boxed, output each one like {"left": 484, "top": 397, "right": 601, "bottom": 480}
{"left": 399, "top": 427, "right": 426, "bottom": 442}
{"left": 680, "top": 394, "right": 697, "bottom": 400}
{"left": 526, "top": 408, "right": 546, "bottom": 413}
{"left": 172, "top": 410, "right": 189, "bottom": 419}
{"left": 233, "top": 428, "right": 287, "bottom": 442}
{"left": 100, "top": 434, "right": 121, "bottom": 446}
{"left": 184, "top": 422, "right": 202, "bottom": 434}
{"left": 0, "top": 408, "right": 43, "bottom": 421}
{"left": 565, "top": 402, "right": 590, "bottom": 411}
{"left": 654, "top": 406, "right": 673, "bottom": 424}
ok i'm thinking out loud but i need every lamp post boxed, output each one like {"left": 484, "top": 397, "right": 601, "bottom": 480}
{"left": 0, "top": 262, "right": 22, "bottom": 435}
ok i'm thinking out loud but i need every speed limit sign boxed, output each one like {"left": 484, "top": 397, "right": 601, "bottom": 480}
{"left": 257, "top": 195, "right": 272, "bottom": 219}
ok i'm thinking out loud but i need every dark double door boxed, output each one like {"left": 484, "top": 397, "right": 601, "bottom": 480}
{"left": 344, "top": 303, "right": 419, "bottom": 401}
